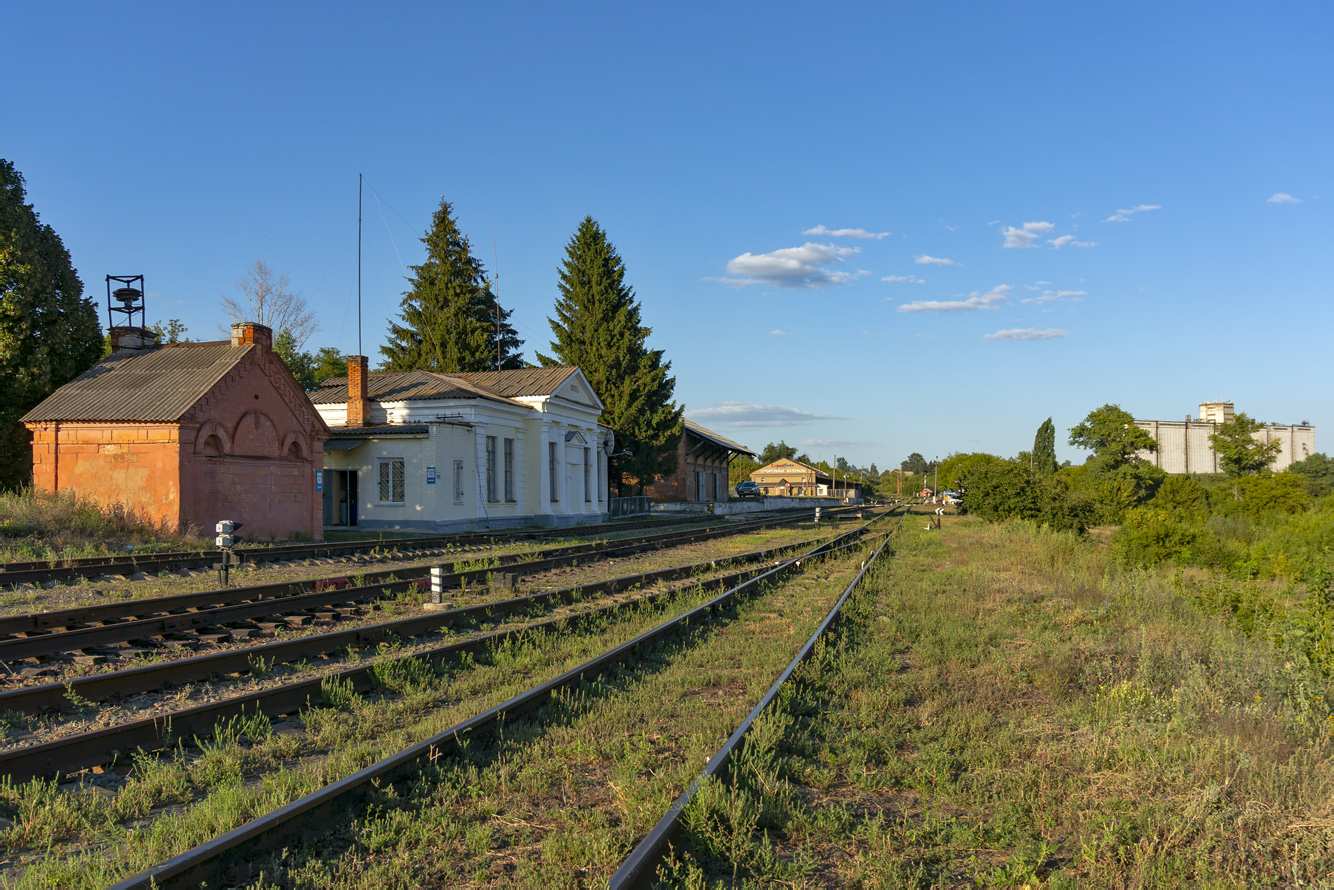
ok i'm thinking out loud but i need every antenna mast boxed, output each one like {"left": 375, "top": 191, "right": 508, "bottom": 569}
{"left": 357, "top": 174, "right": 363, "bottom": 357}
{"left": 494, "top": 228, "right": 501, "bottom": 371}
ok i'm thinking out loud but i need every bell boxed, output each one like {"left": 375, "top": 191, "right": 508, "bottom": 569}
{"left": 113, "top": 287, "right": 141, "bottom": 306}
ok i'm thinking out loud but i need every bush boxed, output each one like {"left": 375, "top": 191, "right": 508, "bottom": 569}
{"left": 1111, "top": 508, "right": 1234, "bottom": 569}
{"left": 961, "top": 459, "right": 1092, "bottom": 533}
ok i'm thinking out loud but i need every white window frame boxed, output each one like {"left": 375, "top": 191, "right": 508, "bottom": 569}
{"left": 549, "top": 441, "right": 558, "bottom": 503}
{"left": 485, "top": 436, "right": 498, "bottom": 503}
{"left": 377, "top": 458, "right": 406, "bottom": 505}
{"left": 583, "top": 447, "right": 592, "bottom": 502}
{"left": 504, "top": 438, "right": 515, "bottom": 502}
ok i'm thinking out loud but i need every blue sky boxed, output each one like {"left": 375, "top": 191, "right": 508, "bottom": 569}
{"left": 5, "top": 2, "right": 1330, "bottom": 469}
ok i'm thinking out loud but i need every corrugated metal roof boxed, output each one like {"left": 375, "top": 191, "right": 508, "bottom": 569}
{"left": 20, "top": 342, "right": 251, "bottom": 423}
{"left": 684, "top": 419, "right": 755, "bottom": 456}
{"left": 309, "top": 371, "right": 529, "bottom": 407}
{"left": 450, "top": 366, "right": 578, "bottom": 398}
{"left": 327, "top": 423, "right": 430, "bottom": 437}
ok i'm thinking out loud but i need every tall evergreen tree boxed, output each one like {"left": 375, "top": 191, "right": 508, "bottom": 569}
{"left": 0, "top": 159, "right": 102, "bottom": 488}
{"left": 379, "top": 199, "right": 522, "bottom": 372}
{"left": 1032, "top": 417, "right": 1058, "bottom": 476}
{"left": 540, "top": 216, "right": 683, "bottom": 494}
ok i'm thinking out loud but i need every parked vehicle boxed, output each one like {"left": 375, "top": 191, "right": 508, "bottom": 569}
{"left": 735, "top": 480, "right": 761, "bottom": 498}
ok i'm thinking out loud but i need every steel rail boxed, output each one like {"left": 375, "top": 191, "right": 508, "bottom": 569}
{"left": 0, "top": 531, "right": 851, "bottom": 715}
{"left": 0, "top": 511, "right": 829, "bottom": 658}
{"left": 0, "top": 531, "right": 888, "bottom": 785}
{"left": 609, "top": 509, "right": 907, "bottom": 888}
{"left": 107, "top": 513, "right": 895, "bottom": 890}
{"left": 0, "top": 509, "right": 765, "bottom": 587}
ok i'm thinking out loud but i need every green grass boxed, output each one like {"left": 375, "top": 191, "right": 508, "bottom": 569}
{"left": 655, "top": 516, "right": 1334, "bottom": 887}
{"left": 0, "top": 488, "right": 206, "bottom": 563}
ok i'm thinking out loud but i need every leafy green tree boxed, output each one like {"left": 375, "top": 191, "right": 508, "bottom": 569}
{"left": 311, "top": 346, "right": 349, "bottom": 387}
{"left": 1068, "top": 404, "right": 1157, "bottom": 469}
{"left": 1209, "top": 412, "right": 1282, "bottom": 477}
{"left": 273, "top": 330, "right": 317, "bottom": 391}
{"left": 757, "top": 441, "right": 798, "bottom": 465}
{"left": 937, "top": 452, "right": 1004, "bottom": 492}
{"left": 959, "top": 458, "right": 1092, "bottom": 533}
{"left": 1150, "top": 474, "right": 1210, "bottom": 517}
{"left": 901, "top": 452, "right": 928, "bottom": 475}
{"left": 729, "top": 454, "right": 760, "bottom": 486}
{"left": 381, "top": 199, "right": 523, "bottom": 373}
{"left": 150, "top": 318, "right": 189, "bottom": 344}
{"left": 539, "top": 216, "right": 682, "bottom": 493}
{"left": 0, "top": 159, "right": 102, "bottom": 488}
{"left": 1032, "top": 417, "right": 1058, "bottom": 476}
{"left": 1287, "top": 453, "right": 1334, "bottom": 498}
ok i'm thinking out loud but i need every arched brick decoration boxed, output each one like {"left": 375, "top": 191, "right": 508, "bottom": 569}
{"left": 232, "top": 410, "right": 280, "bottom": 457}
{"left": 281, "top": 430, "right": 307, "bottom": 461}
{"left": 194, "top": 419, "right": 233, "bottom": 456}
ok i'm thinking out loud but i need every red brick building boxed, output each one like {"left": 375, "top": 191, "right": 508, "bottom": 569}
{"left": 22, "top": 323, "right": 328, "bottom": 540}
{"left": 646, "top": 420, "right": 754, "bottom": 502}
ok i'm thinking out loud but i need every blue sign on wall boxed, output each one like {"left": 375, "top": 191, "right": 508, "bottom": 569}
{"left": 426, "top": 466, "right": 436, "bottom": 484}
{"left": 316, "top": 471, "right": 323, "bottom": 493}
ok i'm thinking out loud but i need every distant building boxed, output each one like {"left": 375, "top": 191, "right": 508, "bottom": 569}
{"left": 1134, "top": 401, "right": 1315, "bottom": 474}
{"left": 645, "top": 420, "right": 754, "bottom": 502}
{"left": 309, "top": 361, "right": 607, "bottom": 532}
{"left": 22, "top": 323, "right": 329, "bottom": 540}
{"left": 750, "top": 458, "right": 863, "bottom": 501}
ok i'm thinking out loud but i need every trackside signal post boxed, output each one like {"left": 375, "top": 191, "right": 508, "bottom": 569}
{"left": 215, "top": 520, "right": 243, "bottom": 587}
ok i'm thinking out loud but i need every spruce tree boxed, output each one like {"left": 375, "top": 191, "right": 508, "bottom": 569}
{"left": 380, "top": 199, "right": 522, "bottom": 372}
{"left": 1032, "top": 417, "right": 1058, "bottom": 476}
{"left": 540, "top": 216, "right": 683, "bottom": 494}
{"left": 0, "top": 159, "right": 102, "bottom": 488}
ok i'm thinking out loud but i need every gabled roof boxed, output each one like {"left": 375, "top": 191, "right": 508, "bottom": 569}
{"left": 684, "top": 420, "right": 755, "bottom": 456}
{"left": 451, "top": 366, "right": 579, "bottom": 399}
{"left": 21, "top": 342, "right": 252, "bottom": 423}
{"left": 309, "top": 371, "right": 527, "bottom": 408}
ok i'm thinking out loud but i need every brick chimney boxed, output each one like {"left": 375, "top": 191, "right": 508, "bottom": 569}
{"left": 230, "top": 322, "right": 273, "bottom": 350}
{"left": 109, "top": 326, "right": 160, "bottom": 353}
{"left": 347, "top": 355, "right": 369, "bottom": 427}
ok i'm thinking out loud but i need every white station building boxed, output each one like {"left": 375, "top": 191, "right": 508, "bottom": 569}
{"left": 310, "top": 359, "right": 610, "bottom": 532}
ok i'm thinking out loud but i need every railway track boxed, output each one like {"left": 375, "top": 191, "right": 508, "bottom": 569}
{"left": 611, "top": 514, "right": 904, "bottom": 886}
{"left": 101, "top": 509, "right": 901, "bottom": 888}
{"left": 0, "top": 531, "right": 865, "bottom": 784}
{"left": 0, "top": 510, "right": 847, "bottom": 666}
{"left": 0, "top": 509, "right": 757, "bottom": 588}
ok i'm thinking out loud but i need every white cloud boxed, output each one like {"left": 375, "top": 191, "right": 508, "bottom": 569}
{"left": 803, "top": 224, "right": 890, "bottom": 239}
{"left": 882, "top": 274, "right": 925, "bottom": 284}
{"left": 1267, "top": 192, "right": 1302, "bottom": 204}
{"left": 915, "top": 255, "right": 958, "bottom": 266}
{"left": 768, "top": 330, "right": 792, "bottom": 336}
{"left": 898, "top": 284, "right": 1011, "bottom": 313}
{"left": 983, "top": 327, "right": 1071, "bottom": 341}
{"left": 712, "top": 242, "right": 861, "bottom": 289}
{"left": 798, "top": 438, "right": 868, "bottom": 448}
{"left": 1048, "top": 235, "right": 1075, "bottom": 249}
{"left": 1105, "top": 204, "right": 1162, "bottom": 222}
{"left": 1001, "top": 221, "right": 1056, "bottom": 248}
{"left": 986, "top": 219, "right": 1000, "bottom": 226}
{"left": 1020, "top": 289, "right": 1086, "bottom": 305}
{"left": 690, "top": 402, "right": 846, "bottom": 428}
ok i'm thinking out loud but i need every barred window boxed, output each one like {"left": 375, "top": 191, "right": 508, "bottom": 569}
{"left": 453, "top": 459, "right": 465, "bottom": 504}
{"left": 504, "top": 438, "right": 515, "bottom": 501}
{"left": 377, "top": 459, "right": 405, "bottom": 504}
{"left": 485, "top": 436, "right": 498, "bottom": 502}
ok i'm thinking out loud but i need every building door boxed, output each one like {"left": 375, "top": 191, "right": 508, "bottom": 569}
{"left": 324, "top": 470, "right": 359, "bottom": 526}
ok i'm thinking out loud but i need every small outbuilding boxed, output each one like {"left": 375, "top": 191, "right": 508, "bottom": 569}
{"left": 22, "top": 323, "right": 329, "bottom": 540}
{"left": 646, "top": 420, "right": 754, "bottom": 502}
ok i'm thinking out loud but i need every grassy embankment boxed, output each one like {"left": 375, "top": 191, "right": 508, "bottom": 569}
{"left": 0, "top": 489, "right": 206, "bottom": 563}
{"left": 659, "top": 514, "right": 1334, "bottom": 886}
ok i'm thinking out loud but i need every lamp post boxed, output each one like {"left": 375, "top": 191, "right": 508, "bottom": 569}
{"left": 934, "top": 456, "right": 939, "bottom": 502}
